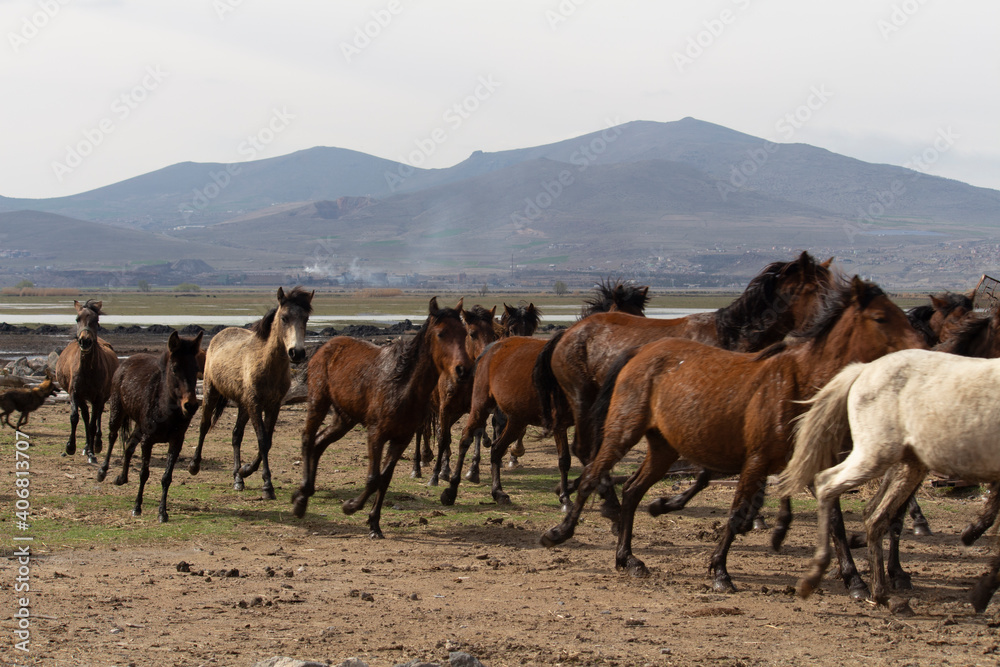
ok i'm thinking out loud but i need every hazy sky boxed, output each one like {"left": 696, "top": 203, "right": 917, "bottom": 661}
{"left": 2, "top": 0, "right": 998, "bottom": 199}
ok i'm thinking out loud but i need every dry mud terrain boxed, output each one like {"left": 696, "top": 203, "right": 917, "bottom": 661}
{"left": 4, "top": 394, "right": 1000, "bottom": 666}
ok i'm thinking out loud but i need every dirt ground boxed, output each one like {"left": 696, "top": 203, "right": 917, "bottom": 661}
{"left": 5, "top": 333, "right": 1000, "bottom": 667}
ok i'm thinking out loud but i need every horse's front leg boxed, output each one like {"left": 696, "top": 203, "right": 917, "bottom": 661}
{"left": 132, "top": 439, "right": 154, "bottom": 517}
{"left": 230, "top": 406, "right": 250, "bottom": 491}
{"left": 709, "top": 472, "right": 768, "bottom": 593}
{"left": 64, "top": 394, "right": 80, "bottom": 456}
{"left": 78, "top": 401, "right": 95, "bottom": 463}
{"left": 158, "top": 437, "right": 184, "bottom": 523}
{"left": 366, "top": 438, "right": 408, "bottom": 539}
{"left": 962, "top": 481, "right": 1000, "bottom": 545}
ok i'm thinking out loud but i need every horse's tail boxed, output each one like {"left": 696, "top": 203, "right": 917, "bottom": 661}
{"left": 588, "top": 348, "right": 640, "bottom": 463}
{"left": 777, "top": 362, "right": 866, "bottom": 497}
{"left": 532, "top": 330, "right": 566, "bottom": 434}
{"left": 206, "top": 394, "right": 229, "bottom": 430}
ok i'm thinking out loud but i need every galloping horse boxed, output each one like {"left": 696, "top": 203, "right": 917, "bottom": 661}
{"left": 56, "top": 300, "right": 119, "bottom": 463}
{"left": 541, "top": 277, "right": 925, "bottom": 594}
{"left": 291, "top": 298, "right": 472, "bottom": 538}
{"left": 780, "top": 348, "right": 1000, "bottom": 611}
{"left": 97, "top": 331, "right": 202, "bottom": 523}
{"left": 442, "top": 282, "right": 645, "bottom": 509}
{"left": 420, "top": 304, "right": 501, "bottom": 484}
{"left": 188, "top": 287, "right": 313, "bottom": 499}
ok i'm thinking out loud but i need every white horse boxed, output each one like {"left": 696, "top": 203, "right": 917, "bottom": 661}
{"left": 780, "top": 348, "right": 1000, "bottom": 611}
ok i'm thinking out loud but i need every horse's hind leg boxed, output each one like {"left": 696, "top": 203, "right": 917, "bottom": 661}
{"left": 864, "top": 461, "right": 927, "bottom": 606}
{"left": 483, "top": 418, "right": 528, "bottom": 506}
{"left": 343, "top": 431, "right": 388, "bottom": 517}
{"left": 114, "top": 431, "right": 143, "bottom": 487}
{"left": 230, "top": 406, "right": 251, "bottom": 491}
{"left": 554, "top": 427, "right": 573, "bottom": 511}
{"left": 465, "top": 428, "right": 484, "bottom": 483}
{"left": 292, "top": 396, "right": 349, "bottom": 519}
{"left": 96, "top": 397, "right": 123, "bottom": 483}
{"left": 963, "top": 481, "right": 1000, "bottom": 545}
{"left": 158, "top": 437, "right": 184, "bottom": 523}
{"left": 189, "top": 383, "right": 222, "bottom": 475}
{"left": 649, "top": 468, "right": 713, "bottom": 516}
{"left": 245, "top": 405, "right": 280, "bottom": 500}
{"left": 908, "top": 496, "right": 931, "bottom": 536}
{"left": 616, "top": 432, "right": 678, "bottom": 577}
{"left": 91, "top": 399, "right": 106, "bottom": 458}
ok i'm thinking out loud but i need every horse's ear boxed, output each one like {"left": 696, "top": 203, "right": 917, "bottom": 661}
{"left": 308, "top": 290, "right": 315, "bottom": 304}
{"left": 73, "top": 300, "right": 83, "bottom": 313}
{"left": 489, "top": 305, "right": 497, "bottom": 319}
{"left": 428, "top": 297, "right": 440, "bottom": 315}
{"left": 638, "top": 286, "right": 650, "bottom": 300}
{"left": 276, "top": 286, "right": 286, "bottom": 303}
{"left": 527, "top": 303, "right": 537, "bottom": 314}
{"left": 797, "top": 250, "right": 812, "bottom": 267}
{"left": 194, "top": 330, "right": 204, "bottom": 349}
{"left": 821, "top": 257, "right": 834, "bottom": 268}
{"left": 92, "top": 301, "right": 103, "bottom": 313}
{"left": 930, "top": 295, "right": 948, "bottom": 310}
{"left": 454, "top": 297, "right": 464, "bottom": 313}
{"left": 849, "top": 276, "right": 867, "bottom": 301}
{"left": 167, "top": 330, "right": 180, "bottom": 352}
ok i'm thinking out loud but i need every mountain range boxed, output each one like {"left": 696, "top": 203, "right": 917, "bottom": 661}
{"left": 2, "top": 118, "right": 998, "bottom": 288}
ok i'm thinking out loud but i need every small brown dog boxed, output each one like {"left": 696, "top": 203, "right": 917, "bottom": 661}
{"left": 0, "top": 378, "right": 59, "bottom": 430}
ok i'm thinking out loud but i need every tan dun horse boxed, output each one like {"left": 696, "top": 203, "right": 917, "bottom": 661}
{"left": 97, "top": 331, "right": 203, "bottom": 523}
{"left": 188, "top": 287, "right": 313, "bottom": 499}
{"left": 541, "top": 277, "right": 924, "bottom": 594}
{"left": 292, "top": 298, "right": 472, "bottom": 538}
{"left": 56, "top": 300, "right": 120, "bottom": 463}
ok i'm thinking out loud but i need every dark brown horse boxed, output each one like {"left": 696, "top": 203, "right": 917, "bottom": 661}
{"left": 189, "top": 287, "right": 314, "bottom": 499}
{"left": 96, "top": 331, "right": 202, "bottom": 523}
{"left": 535, "top": 253, "right": 833, "bottom": 472}
{"left": 541, "top": 277, "right": 925, "bottom": 593}
{"left": 419, "top": 304, "right": 501, "bottom": 484}
{"left": 291, "top": 298, "right": 472, "bottom": 538}
{"left": 906, "top": 290, "right": 975, "bottom": 347}
{"left": 56, "top": 300, "right": 120, "bottom": 463}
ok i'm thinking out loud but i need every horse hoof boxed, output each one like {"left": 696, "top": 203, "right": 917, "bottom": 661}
{"left": 132, "top": 508, "right": 142, "bottom": 517}
{"left": 753, "top": 516, "right": 769, "bottom": 531}
{"left": 464, "top": 470, "right": 480, "bottom": 484}
{"left": 261, "top": 488, "right": 277, "bottom": 501}
{"left": 647, "top": 499, "right": 667, "bottom": 517}
{"left": 618, "top": 557, "right": 650, "bottom": 578}
{"left": 87, "top": 455, "right": 98, "bottom": 465}
{"left": 292, "top": 495, "right": 308, "bottom": 519}
{"left": 848, "top": 583, "right": 870, "bottom": 601}
{"left": 65, "top": 444, "right": 76, "bottom": 456}
{"left": 114, "top": 475, "right": 127, "bottom": 486}
{"left": 440, "top": 488, "right": 457, "bottom": 506}
{"left": 342, "top": 500, "right": 360, "bottom": 516}
{"left": 96, "top": 470, "right": 107, "bottom": 483}
{"left": 440, "top": 469, "right": 452, "bottom": 482}
{"left": 233, "top": 480, "right": 245, "bottom": 491}
{"left": 188, "top": 461, "right": 201, "bottom": 476}
{"left": 770, "top": 527, "right": 789, "bottom": 553}
{"left": 410, "top": 470, "right": 422, "bottom": 479}
{"left": 369, "top": 528, "right": 385, "bottom": 540}
{"left": 971, "top": 575, "right": 1000, "bottom": 613}
{"left": 890, "top": 573, "right": 913, "bottom": 591}
{"left": 560, "top": 502, "right": 572, "bottom": 514}
{"left": 796, "top": 579, "right": 816, "bottom": 599}
{"left": 912, "top": 523, "right": 932, "bottom": 537}
{"left": 428, "top": 476, "right": 439, "bottom": 487}
{"left": 94, "top": 442, "right": 103, "bottom": 454}
{"left": 159, "top": 513, "right": 169, "bottom": 524}
{"left": 711, "top": 578, "right": 737, "bottom": 594}
{"left": 494, "top": 493, "right": 511, "bottom": 506}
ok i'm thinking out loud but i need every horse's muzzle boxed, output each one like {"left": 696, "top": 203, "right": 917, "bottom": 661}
{"left": 77, "top": 334, "right": 95, "bottom": 353}
{"left": 454, "top": 364, "right": 470, "bottom": 381}
{"left": 183, "top": 399, "right": 200, "bottom": 418}
{"left": 288, "top": 347, "right": 306, "bottom": 363}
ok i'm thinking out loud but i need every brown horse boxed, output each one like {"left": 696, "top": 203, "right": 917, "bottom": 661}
{"left": 56, "top": 300, "right": 120, "bottom": 463}
{"left": 444, "top": 282, "right": 648, "bottom": 509}
{"left": 534, "top": 253, "right": 834, "bottom": 476}
{"left": 906, "top": 290, "right": 975, "bottom": 347}
{"left": 188, "top": 287, "right": 314, "bottom": 499}
{"left": 97, "top": 331, "right": 202, "bottom": 523}
{"left": 541, "top": 277, "right": 925, "bottom": 593}
{"left": 418, "top": 304, "right": 501, "bottom": 484}
{"left": 291, "top": 298, "right": 472, "bottom": 538}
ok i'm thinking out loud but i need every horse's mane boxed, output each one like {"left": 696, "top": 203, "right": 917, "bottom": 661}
{"left": 715, "top": 253, "right": 827, "bottom": 350}
{"left": 464, "top": 305, "right": 496, "bottom": 330}
{"left": 937, "top": 313, "right": 993, "bottom": 356}
{"left": 82, "top": 300, "right": 104, "bottom": 316}
{"left": 790, "top": 276, "right": 885, "bottom": 344}
{"left": 390, "top": 304, "right": 464, "bottom": 383}
{"left": 502, "top": 302, "right": 542, "bottom": 336}
{"left": 580, "top": 278, "right": 649, "bottom": 319}
{"left": 249, "top": 286, "right": 314, "bottom": 340}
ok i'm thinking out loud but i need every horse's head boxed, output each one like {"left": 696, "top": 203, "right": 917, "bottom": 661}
{"left": 275, "top": 286, "right": 315, "bottom": 363}
{"left": 805, "top": 276, "right": 926, "bottom": 363}
{"left": 166, "top": 330, "right": 204, "bottom": 419}
{"left": 462, "top": 304, "right": 498, "bottom": 359}
{"left": 928, "top": 291, "right": 976, "bottom": 345}
{"left": 502, "top": 302, "right": 542, "bottom": 337}
{"left": 770, "top": 252, "right": 835, "bottom": 332}
{"left": 428, "top": 297, "right": 473, "bottom": 384}
{"left": 73, "top": 299, "right": 103, "bottom": 354}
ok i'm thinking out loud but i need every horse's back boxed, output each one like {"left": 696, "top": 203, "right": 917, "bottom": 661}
{"left": 203, "top": 326, "right": 255, "bottom": 392}
{"left": 484, "top": 337, "right": 547, "bottom": 420}
{"left": 307, "top": 336, "right": 382, "bottom": 411}
{"left": 112, "top": 353, "right": 161, "bottom": 418}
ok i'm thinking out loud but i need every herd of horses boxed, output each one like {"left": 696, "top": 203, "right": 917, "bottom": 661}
{"left": 37, "top": 252, "right": 1000, "bottom": 612}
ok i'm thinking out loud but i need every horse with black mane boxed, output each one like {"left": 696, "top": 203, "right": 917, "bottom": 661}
{"left": 292, "top": 298, "right": 471, "bottom": 538}
{"left": 97, "top": 331, "right": 202, "bottom": 523}
{"left": 188, "top": 287, "right": 314, "bottom": 500}
{"left": 56, "top": 300, "right": 120, "bottom": 464}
